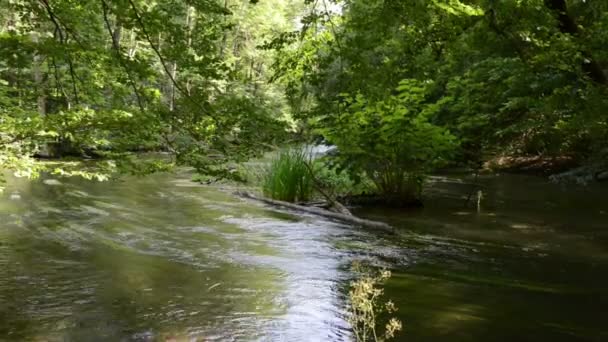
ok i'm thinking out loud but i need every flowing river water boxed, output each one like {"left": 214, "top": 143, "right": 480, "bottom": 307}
{"left": 1, "top": 170, "right": 607, "bottom": 341}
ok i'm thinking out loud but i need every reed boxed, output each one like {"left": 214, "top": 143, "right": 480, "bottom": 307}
{"left": 262, "top": 148, "right": 313, "bottom": 203}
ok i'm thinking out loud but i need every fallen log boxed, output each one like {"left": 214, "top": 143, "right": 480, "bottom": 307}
{"left": 235, "top": 191, "right": 394, "bottom": 232}
{"left": 302, "top": 160, "right": 352, "bottom": 216}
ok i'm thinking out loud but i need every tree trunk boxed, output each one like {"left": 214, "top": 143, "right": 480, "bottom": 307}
{"left": 128, "top": 29, "right": 137, "bottom": 58}
{"left": 169, "top": 62, "right": 177, "bottom": 111}
{"left": 112, "top": 19, "right": 122, "bottom": 50}
{"left": 31, "top": 33, "right": 46, "bottom": 116}
{"left": 219, "top": 0, "right": 230, "bottom": 58}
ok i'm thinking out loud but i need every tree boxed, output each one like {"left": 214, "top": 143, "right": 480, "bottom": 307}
{"left": 0, "top": 0, "right": 300, "bottom": 187}
{"left": 272, "top": 0, "right": 608, "bottom": 177}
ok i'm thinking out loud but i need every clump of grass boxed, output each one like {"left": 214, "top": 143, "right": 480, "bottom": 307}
{"left": 262, "top": 148, "right": 313, "bottom": 202}
{"left": 348, "top": 262, "right": 403, "bottom": 342}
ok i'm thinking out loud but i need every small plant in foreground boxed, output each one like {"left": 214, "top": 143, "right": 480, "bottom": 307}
{"left": 348, "top": 262, "right": 403, "bottom": 342}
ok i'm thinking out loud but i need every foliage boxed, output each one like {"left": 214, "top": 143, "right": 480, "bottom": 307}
{"left": 2, "top": 0, "right": 608, "bottom": 191}
{"left": 262, "top": 148, "right": 313, "bottom": 202}
{"left": 348, "top": 262, "right": 403, "bottom": 342}
{"left": 317, "top": 80, "right": 457, "bottom": 203}
{"left": 0, "top": 0, "right": 301, "bottom": 182}
{"left": 272, "top": 0, "right": 608, "bottom": 175}
{"left": 312, "top": 159, "right": 375, "bottom": 197}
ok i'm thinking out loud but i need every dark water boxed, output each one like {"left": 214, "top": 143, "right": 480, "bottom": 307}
{"left": 1, "top": 171, "right": 607, "bottom": 341}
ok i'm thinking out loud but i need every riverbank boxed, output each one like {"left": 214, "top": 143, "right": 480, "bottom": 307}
{"left": 483, "top": 155, "right": 579, "bottom": 176}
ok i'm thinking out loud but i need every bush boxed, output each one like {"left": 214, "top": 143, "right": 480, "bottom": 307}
{"left": 312, "top": 159, "right": 375, "bottom": 197}
{"left": 262, "top": 148, "right": 313, "bottom": 202}
{"left": 316, "top": 79, "right": 457, "bottom": 204}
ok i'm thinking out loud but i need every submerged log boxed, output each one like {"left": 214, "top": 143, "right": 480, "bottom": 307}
{"left": 235, "top": 191, "right": 394, "bottom": 232}
{"left": 595, "top": 170, "right": 608, "bottom": 182}
{"left": 550, "top": 164, "right": 607, "bottom": 184}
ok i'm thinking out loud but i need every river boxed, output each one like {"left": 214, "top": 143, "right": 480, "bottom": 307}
{"left": 1, "top": 170, "right": 607, "bottom": 341}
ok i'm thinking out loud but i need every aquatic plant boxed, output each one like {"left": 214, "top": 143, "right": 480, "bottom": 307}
{"left": 262, "top": 148, "right": 313, "bottom": 202}
{"left": 348, "top": 263, "right": 403, "bottom": 342}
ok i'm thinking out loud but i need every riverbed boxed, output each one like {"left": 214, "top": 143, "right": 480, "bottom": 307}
{"left": 1, "top": 170, "right": 607, "bottom": 341}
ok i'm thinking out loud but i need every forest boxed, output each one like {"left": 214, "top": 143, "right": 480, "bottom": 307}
{"left": 2, "top": 0, "right": 607, "bottom": 192}
{"left": 1, "top": 0, "right": 607, "bottom": 341}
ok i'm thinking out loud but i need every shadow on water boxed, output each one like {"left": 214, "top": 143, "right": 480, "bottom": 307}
{"left": 1, "top": 171, "right": 608, "bottom": 341}
{"left": 357, "top": 173, "right": 608, "bottom": 342}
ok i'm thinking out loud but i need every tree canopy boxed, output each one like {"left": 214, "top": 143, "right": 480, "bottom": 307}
{"left": 274, "top": 0, "right": 608, "bottom": 167}
{"left": 0, "top": 0, "right": 301, "bottom": 186}
{"left": 1, "top": 0, "right": 607, "bottom": 194}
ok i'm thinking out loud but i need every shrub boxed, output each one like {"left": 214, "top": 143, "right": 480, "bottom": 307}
{"left": 312, "top": 159, "right": 375, "bottom": 197}
{"left": 317, "top": 79, "right": 457, "bottom": 204}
